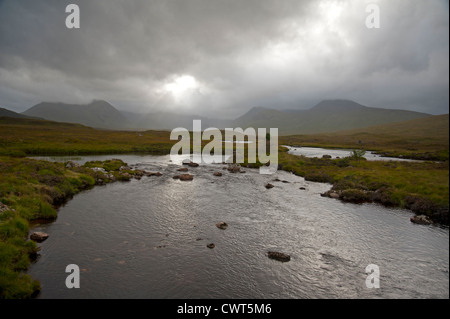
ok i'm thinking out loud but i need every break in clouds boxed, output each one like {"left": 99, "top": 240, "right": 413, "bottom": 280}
{"left": 0, "top": 0, "right": 448, "bottom": 117}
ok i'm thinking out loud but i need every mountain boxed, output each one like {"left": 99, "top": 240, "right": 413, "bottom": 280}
{"left": 19, "top": 99, "right": 431, "bottom": 134}
{"left": 0, "top": 107, "right": 37, "bottom": 119}
{"left": 22, "top": 100, "right": 128, "bottom": 129}
{"left": 235, "top": 100, "right": 430, "bottom": 135}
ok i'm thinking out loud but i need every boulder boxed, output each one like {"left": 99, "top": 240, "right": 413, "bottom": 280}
{"left": 30, "top": 232, "right": 49, "bottom": 243}
{"left": 267, "top": 251, "right": 291, "bottom": 262}
{"left": 265, "top": 183, "right": 274, "bottom": 189}
{"left": 216, "top": 222, "right": 228, "bottom": 230}
{"left": 410, "top": 215, "right": 433, "bottom": 225}
{"left": 188, "top": 162, "right": 200, "bottom": 167}
{"left": 179, "top": 174, "right": 194, "bottom": 181}
{"left": 207, "top": 243, "right": 215, "bottom": 249}
{"left": 177, "top": 167, "right": 189, "bottom": 172}
{"left": 213, "top": 172, "right": 223, "bottom": 177}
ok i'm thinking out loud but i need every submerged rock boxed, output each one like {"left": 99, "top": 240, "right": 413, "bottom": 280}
{"left": 173, "top": 175, "right": 180, "bottom": 179}
{"left": 213, "top": 172, "right": 223, "bottom": 177}
{"left": 30, "top": 232, "right": 49, "bottom": 243}
{"left": 177, "top": 167, "right": 189, "bottom": 172}
{"left": 267, "top": 251, "right": 291, "bottom": 262}
{"left": 207, "top": 243, "right": 215, "bottom": 249}
{"left": 299, "top": 187, "right": 306, "bottom": 190}
{"left": 410, "top": 215, "right": 433, "bottom": 225}
{"left": 146, "top": 172, "right": 162, "bottom": 177}
{"left": 216, "top": 222, "right": 228, "bottom": 230}
{"left": 265, "top": 183, "right": 274, "bottom": 189}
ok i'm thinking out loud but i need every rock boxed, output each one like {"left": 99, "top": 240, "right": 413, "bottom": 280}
{"left": 177, "top": 167, "right": 189, "bottom": 172}
{"left": 329, "top": 192, "right": 340, "bottom": 199}
{"left": 30, "top": 232, "right": 49, "bottom": 243}
{"left": 179, "top": 174, "right": 194, "bottom": 181}
{"left": 322, "top": 155, "right": 332, "bottom": 159}
{"left": 196, "top": 238, "right": 202, "bottom": 241}
{"left": 173, "top": 175, "right": 180, "bottom": 179}
{"left": 119, "top": 165, "right": 131, "bottom": 171}
{"left": 213, "top": 172, "right": 222, "bottom": 177}
{"left": 146, "top": 172, "right": 162, "bottom": 176}
{"left": 265, "top": 183, "right": 274, "bottom": 189}
{"left": 188, "top": 162, "right": 200, "bottom": 167}
{"left": 227, "top": 164, "right": 241, "bottom": 173}
{"left": 91, "top": 167, "right": 106, "bottom": 173}
{"left": 0, "top": 202, "right": 12, "bottom": 214}
{"left": 240, "top": 170, "right": 246, "bottom": 173}
{"left": 410, "top": 215, "right": 433, "bottom": 225}
{"left": 207, "top": 243, "right": 215, "bottom": 249}
{"left": 65, "top": 161, "right": 80, "bottom": 169}
{"left": 267, "top": 251, "right": 291, "bottom": 262}
{"left": 299, "top": 187, "right": 306, "bottom": 190}
{"left": 216, "top": 222, "right": 228, "bottom": 230}
{"left": 222, "top": 167, "right": 227, "bottom": 170}
{"left": 281, "top": 180, "right": 290, "bottom": 183}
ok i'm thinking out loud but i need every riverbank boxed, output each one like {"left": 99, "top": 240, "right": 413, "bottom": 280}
{"left": 274, "top": 147, "right": 449, "bottom": 225}
{"left": 0, "top": 157, "right": 149, "bottom": 298}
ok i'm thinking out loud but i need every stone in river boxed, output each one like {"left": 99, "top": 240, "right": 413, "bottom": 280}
{"left": 216, "top": 222, "right": 228, "bottom": 230}
{"left": 267, "top": 251, "right": 290, "bottom": 262}
{"left": 179, "top": 174, "right": 194, "bottom": 181}
{"left": 30, "top": 232, "right": 49, "bottom": 242}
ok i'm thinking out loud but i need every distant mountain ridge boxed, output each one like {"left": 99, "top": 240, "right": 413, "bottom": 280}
{"left": 12, "top": 99, "right": 432, "bottom": 134}
{"left": 0, "top": 107, "right": 37, "bottom": 119}
{"left": 22, "top": 100, "right": 128, "bottom": 129}
{"left": 234, "top": 100, "right": 430, "bottom": 134}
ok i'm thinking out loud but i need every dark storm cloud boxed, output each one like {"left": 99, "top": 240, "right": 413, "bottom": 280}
{"left": 0, "top": 0, "right": 448, "bottom": 117}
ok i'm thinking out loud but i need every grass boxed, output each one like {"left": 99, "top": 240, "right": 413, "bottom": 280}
{"left": 280, "top": 114, "right": 449, "bottom": 161}
{"left": 0, "top": 117, "right": 175, "bottom": 156}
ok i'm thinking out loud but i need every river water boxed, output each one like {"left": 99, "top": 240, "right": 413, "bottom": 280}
{"left": 28, "top": 155, "right": 448, "bottom": 299}
{"left": 283, "top": 146, "right": 419, "bottom": 161}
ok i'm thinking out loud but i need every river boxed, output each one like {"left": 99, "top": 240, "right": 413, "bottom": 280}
{"left": 28, "top": 155, "right": 449, "bottom": 298}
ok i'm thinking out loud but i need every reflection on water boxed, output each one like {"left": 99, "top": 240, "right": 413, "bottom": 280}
{"left": 28, "top": 155, "right": 448, "bottom": 299}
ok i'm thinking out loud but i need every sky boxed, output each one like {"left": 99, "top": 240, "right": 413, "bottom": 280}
{"left": 0, "top": 0, "right": 448, "bottom": 118}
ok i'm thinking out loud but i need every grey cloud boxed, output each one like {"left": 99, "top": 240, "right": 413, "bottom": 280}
{"left": 0, "top": 0, "right": 448, "bottom": 116}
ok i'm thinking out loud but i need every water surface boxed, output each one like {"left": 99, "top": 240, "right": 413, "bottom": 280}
{"left": 28, "top": 155, "right": 448, "bottom": 298}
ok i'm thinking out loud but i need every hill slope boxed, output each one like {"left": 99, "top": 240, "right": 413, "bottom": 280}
{"left": 22, "top": 100, "right": 128, "bottom": 129}
{"left": 0, "top": 107, "right": 36, "bottom": 119}
{"left": 236, "top": 100, "right": 430, "bottom": 135}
